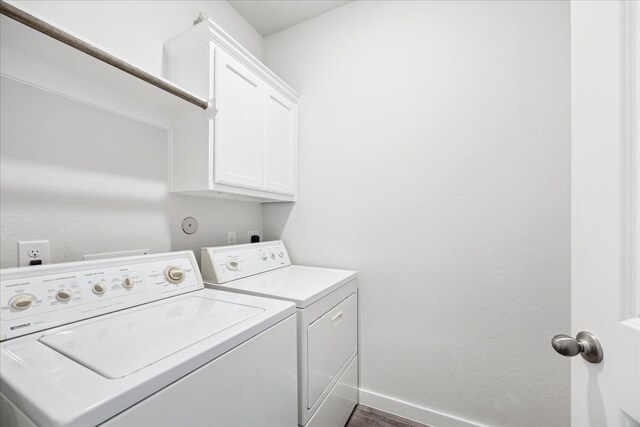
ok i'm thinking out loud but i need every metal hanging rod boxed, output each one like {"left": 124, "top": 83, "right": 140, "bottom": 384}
{"left": 0, "top": 0, "right": 209, "bottom": 110}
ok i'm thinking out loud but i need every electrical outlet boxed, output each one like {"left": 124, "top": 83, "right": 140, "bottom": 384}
{"left": 18, "top": 240, "right": 50, "bottom": 266}
{"left": 227, "top": 231, "right": 237, "bottom": 245}
{"left": 247, "top": 230, "right": 261, "bottom": 243}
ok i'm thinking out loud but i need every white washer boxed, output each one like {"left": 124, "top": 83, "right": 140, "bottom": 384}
{"left": 0, "top": 251, "right": 297, "bottom": 427}
{"left": 201, "top": 241, "right": 358, "bottom": 427}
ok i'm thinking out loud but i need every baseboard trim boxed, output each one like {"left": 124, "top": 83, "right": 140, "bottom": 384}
{"left": 358, "top": 389, "right": 487, "bottom": 427}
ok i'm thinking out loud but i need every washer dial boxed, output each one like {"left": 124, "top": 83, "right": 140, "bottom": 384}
{"left": 226, "top": 257, "right": 239, "bottom": 271}
{"left": 164, "top": 267, "right": 185, "bottom": 284}
{"left": 92, "top": 282, "right": 106, "bottom": 295}
{"left": 56, "top": 289, "right": 73, "bottom": 302}
{"left": 9, "top": 294, "right": 34, "bottom": 310}
{"left": 122, "top": 277, "right": 135, "bottom": 289}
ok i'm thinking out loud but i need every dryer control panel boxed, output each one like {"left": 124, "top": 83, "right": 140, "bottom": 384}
{"left": 201, "top": 241, "right": 291, "bottom": 284}
{"left": 0, "top": 251, "right": 203, "bottom": 340}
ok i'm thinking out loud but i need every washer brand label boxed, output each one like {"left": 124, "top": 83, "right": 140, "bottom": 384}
{"left": 10, "top": 323, "right": 30, "bottom": 330}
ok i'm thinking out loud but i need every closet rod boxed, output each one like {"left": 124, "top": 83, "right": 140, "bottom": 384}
{"left": 0, "top": 0, "right": 209, "bottom": 110}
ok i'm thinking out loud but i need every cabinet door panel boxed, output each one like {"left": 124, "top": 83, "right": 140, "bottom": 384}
{"left": 214, "top": 51, "right": 263, "bottom": 189}
{"left": 264, "top": 88, "right": 296, "bottom": 195}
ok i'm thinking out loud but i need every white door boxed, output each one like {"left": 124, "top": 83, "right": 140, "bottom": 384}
{"left": 263, "top": 87, "right": 296, "bottom": 195}
{"left": 570, "top": 1, "right": 639, "bottom": 426}
{"left": 214, "top": 50, "right": 263, "bottom": 190}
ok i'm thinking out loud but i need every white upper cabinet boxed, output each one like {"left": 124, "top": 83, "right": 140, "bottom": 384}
{"left": 214, "top": 50, "right": 264, "bottom": 190}
{"left": 165, "top": 19, "right": 299, "bottom": 202}
{"left": 264, "top": 87, "right": 297, "bottom": 195}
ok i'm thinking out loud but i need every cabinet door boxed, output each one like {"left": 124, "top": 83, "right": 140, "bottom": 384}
{"left": 214, "top": 50, "right": 263, "bottom": 190}
{"left": 263, "top": 88, "right": 296, "bottom": 195}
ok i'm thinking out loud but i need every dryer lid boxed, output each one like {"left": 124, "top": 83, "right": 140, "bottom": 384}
{"left": 38, "top": 294, "right": 263, "bottom": 379}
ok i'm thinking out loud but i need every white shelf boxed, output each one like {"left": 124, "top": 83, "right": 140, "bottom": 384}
{"left": 0, "top": 14, "right": 207, "bottom": 130}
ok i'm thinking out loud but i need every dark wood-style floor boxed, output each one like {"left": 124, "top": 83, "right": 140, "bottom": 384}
{"left": 345, "top": 405, "right": 429, "bottom": 427}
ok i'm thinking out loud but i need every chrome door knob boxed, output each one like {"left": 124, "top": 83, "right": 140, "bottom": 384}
{"left": 551, "top": 331, "right": 603, "bottom": 364}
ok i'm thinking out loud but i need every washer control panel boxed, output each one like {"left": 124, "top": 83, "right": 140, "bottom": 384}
{"left": 201, "top": 241, "right": 291, "bottom": 284}
{"left": 0, "top": 251, "right": 202, "bottom": 340}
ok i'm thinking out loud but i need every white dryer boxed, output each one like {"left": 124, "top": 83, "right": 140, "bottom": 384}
{"left": 0, "top": 251, "right": 297, "bottom": 427}
{"left": 201, "top": 241, "right": 358, "bottom": 427}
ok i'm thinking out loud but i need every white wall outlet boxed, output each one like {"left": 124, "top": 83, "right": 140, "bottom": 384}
{"left": 247, "top": 230, "right": 261, "bottom": 243}
{"left": 18, "top": 240, "right": 50, "bottom": 266}
{"left": 227, "top": 231, "right": 237, "bottom": 245}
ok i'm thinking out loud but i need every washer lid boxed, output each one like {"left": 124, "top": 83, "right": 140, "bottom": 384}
{"left": 38, "top": 294, "right": 263, "bottom": 379}
{"left": 206, "top": 265, "right": 357, "bottom": 308}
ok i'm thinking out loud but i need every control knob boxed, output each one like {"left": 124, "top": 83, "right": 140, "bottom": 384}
{"left": 9, "top": 294, "right": 35, "bottom": 310}
{"left": 278, "top": 251, "right": 284, "bottom": 258}
{"left": 164, "top": 267, "right": 185, "bottom": 284}
{"left": 260, "top": 253, "right": 268, "bottom": 261}
{"left": 269, "top": 252, "right": 275, "bottom": 259}
{"left": 92, "top": 282, "right": 106, "bottom": 295}
{"left": 56, "top": 289, "right": 73, "bottom": 302}
{"left": 226, "top": 257, "right": 239, "bottom": 271}
{"left": 122, "top": 277, "right": 135, "bottom": 289}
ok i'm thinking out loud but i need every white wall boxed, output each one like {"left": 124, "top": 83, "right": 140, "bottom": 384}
{"left": 0, "top": 1, "right": 264, "bottom": 268}
{"left": 7, "top": 0, "right": 264, "bottom": 73}
{"left": 263, "top": 1, "right": 571, "bottom": 426}
{"left": 0, "top": 78, "right": 262, "bottom": 267}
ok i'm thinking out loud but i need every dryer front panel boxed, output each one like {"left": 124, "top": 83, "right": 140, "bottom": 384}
{"left": 306, "top": 293, "right": 357, "bottom": 409}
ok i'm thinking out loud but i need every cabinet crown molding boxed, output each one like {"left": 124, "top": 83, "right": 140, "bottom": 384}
{"left": 165, "top": 18, "right": 300, "bottom": 103}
